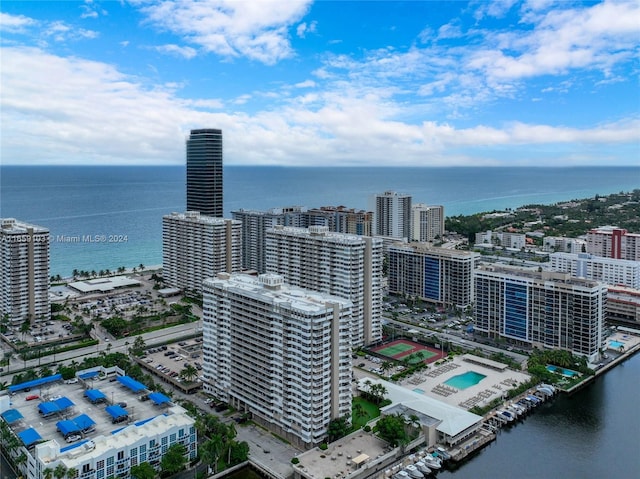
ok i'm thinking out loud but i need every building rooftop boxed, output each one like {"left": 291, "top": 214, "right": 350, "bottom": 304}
{"left": 0, "top": 366, "right": 185, "bottom": 466}
{"left": 0, "top": 218, "right": 49, "bottom": 234}
{"left": 205, "top": 273, "right": 353, "bottom": 314}
{"left": 68, "top": 276, "right": 141, "bottom": 293}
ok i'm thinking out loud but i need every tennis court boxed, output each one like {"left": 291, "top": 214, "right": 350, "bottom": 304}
{"left": 370, "top": 339, "right": 445, "bottom": 364}
{"left": 375, "top": 342, "right": 415, "bottom": 357}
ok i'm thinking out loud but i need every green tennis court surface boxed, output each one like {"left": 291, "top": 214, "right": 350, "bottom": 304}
{"left": 376, "top": 343, "right": 415, "bottom": 357}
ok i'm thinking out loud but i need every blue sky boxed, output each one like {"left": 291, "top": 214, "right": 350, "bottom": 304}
{"left": 1, "top": 0, "right": 638, "bottom": 166}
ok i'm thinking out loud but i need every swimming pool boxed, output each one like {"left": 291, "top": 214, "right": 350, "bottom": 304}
{"left": 413, "top": 388, "right": 425, "bottom": 394}
{"left": 609, "top": 340, "right": 625, "bottom": 349}
{"left": 444, "top": 371, "right": 486, "bottom": 390}
{"left": 546, "top": 365, "right": 579, "bottom": 377}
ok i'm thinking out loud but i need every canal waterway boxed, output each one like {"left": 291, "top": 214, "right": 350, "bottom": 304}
{"left": 438, "top": 353, "right": 640, "bottom": 479}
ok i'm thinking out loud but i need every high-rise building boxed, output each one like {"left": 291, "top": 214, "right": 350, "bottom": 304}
{"left": 202, "top": 273, "right": 352, "bottom": 449}
{"left": 265, "top": 226, "right": 383, "bottom": 347}
{"left": 474, "top": 265, "right": 606, "bottom": 362}
{"left": 303, "top": 206, "right": 372, "bottom": 236}
{"left": 162, "top": 211, "right": 241, "bottom": 294}
{"left": 586, "top": 226, "right": 640, "bottom": 261}
{"left": 186, "top": 129, "right": 223, "bottom": 217}
{"left": 0, "top": 218, "right": 50, "bottom": 324}
{"left": 369, "top": 191, "right": 412, "bottom": 239}
{"left": 387, "top": 243, "right": 478, "bottom": 309}
{"left": 411, "top": 204, "right": 444, "bottom": 242}
{"left": 550, "top": 252, "right": 640, "bottom": 289}
{"left": 231, "top": 206, "right": 307, "bottom": 273}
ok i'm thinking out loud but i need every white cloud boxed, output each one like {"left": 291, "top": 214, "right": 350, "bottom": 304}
{"left": 2, "top": 46, "right": 637, "bottom": 167}
{"left": 294, "top": 79, "right": 316, "bottom": 88}
{"left": 296, "top": 20, "right": 317, "bottom": 38}
{"left": 468, "top": 0, "right": 640, "bottom": 80}
{"left": 134, "top": 0, "right": 312, "bottom": 64}
{"left": 155, "top": 44, "right": 198, "bottom": 59}
{"left": 0, "top": 12, "right": 36, "bottom": 34}
{"left": 42, "top": 20, "right": 99, "bottom": 42}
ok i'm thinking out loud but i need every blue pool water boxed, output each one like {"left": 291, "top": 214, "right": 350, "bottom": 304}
{"left": 546, "top": 365, "right": 579, "bottom": 377}
{"left": 609, "top": 340, "right": 625, "bottom": 349}
{"left": 444, "top": 371, "right": 486, "bottom": 390}
{"left": 413, "top": 388, "right": 425, "bottom": 394}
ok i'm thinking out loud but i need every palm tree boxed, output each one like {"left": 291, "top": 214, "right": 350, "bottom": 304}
{"left": 43, "top": 467, "right": 54, "bottom": 479}
{"left": 66, "top": 467, "right": 79, "bottom": 479}
{"left": 380, "top": 360, "right": 394, "bottom": 377}
{"left": 353, "top": 403, "right": 367, "bottom": 426}
{"left": 180, "top": 364, "right": 198, "bottom": 383}
{"left": 54, "top": 464, "right": 67, "bottom": 479}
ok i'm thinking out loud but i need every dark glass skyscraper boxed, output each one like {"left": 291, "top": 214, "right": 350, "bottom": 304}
{"left": 186, "top": 128, "right": 223, "bottom": 217}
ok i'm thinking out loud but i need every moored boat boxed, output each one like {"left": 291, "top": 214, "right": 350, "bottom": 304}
{"left": 414, "top": 461, "right": 432, "bottom": 475}
{"left": 405, "top": 465, "right": 424, "bottom": 478}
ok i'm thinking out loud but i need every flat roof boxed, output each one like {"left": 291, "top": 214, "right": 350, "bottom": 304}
{"left": 0, "top": 371, "right": 172, "bottom": 456}
{"left": 68, "top": 276, "right": 141, "bottom": 293}
{"left": 359, "top": 378, "right": 482, "bottom": 437}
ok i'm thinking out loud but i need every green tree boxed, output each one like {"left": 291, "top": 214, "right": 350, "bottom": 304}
{"left": 160, "top": 443, "right": 187, "bottom": 475}
{"left": 54, "top": 464, "right": 67, "bottom": 479}
{"left": 375, "top": 414, "right": 408, "bottom": 448}
{"left": 129, "top": 335, "right": 147, "bottom": 357}
{"left": 130, "top": 462, "right": 157, "bottom": 479}
{"left": 66, "top": 467, "right": 79, "bottom": 479}
{"left": 180, "top": 364, "right": 199, "bottom": 383}
{"left": 326, "top": 415, "right": 350, "bottom": 443}
{"left": 226, "top": 440, "right": 250, "bottom": 466}
{"left": 200, "top": 436, "right": 224, "bottom": 474}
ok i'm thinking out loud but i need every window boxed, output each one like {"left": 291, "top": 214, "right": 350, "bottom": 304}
{"left": 106, "top": 457, "right": 114, "bottom": 466}
{"left": 117, "top": 451, "right": 124, "bottom": 460}
{"left": 96, "top": 460, "right": 104, "bottom": 470}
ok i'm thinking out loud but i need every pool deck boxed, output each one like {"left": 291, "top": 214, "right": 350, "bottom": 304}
{"left": 399, "top": 354, "right": 531, "bottom": 410}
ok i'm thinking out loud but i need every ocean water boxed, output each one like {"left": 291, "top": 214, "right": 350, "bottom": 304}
{"left": 0, "top": 165, "right": 638, "bottom": 277}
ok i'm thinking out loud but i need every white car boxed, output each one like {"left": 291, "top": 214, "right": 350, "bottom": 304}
{"left": 66, "top": 435, "right": 81, "bottom": 443}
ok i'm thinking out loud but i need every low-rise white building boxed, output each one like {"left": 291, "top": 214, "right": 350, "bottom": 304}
{"left": 0, "top": 368, "right": 196, "bottom": 479}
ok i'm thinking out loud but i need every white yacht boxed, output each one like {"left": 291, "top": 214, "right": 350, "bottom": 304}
{"left": 405, "top": 465, "right": 424, "bottom": 479}
{"left": 414, "top": 461, "right": 432, "bottom": 475}
{"left": 423, "top": 453, "right": 442, "bottom": 469}
{"left": 393, "top": 471, "right": 410, "bottom": 479}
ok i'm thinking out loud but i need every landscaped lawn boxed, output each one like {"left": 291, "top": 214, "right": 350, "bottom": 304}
{"left": 352, "top": 396, "right": 380, "bottom": 429}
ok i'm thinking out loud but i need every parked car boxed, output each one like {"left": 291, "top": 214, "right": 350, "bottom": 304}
{"left": 26, "top": 395, "right": 39, "bottom": 401}
{"left": 66, "top": 434, "right": 82, "bottom": 443}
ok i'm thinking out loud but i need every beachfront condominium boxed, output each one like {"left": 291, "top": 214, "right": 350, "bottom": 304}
{"left": 474, "top": 265, "right": 606, "bottom": 362}
{"left": 202, "top": 273, "right": 352, "bottom": 449}
{"left": 186, "top": 128, "right": 223, "bottom": 217}
{"left": 265, "top": 225, "right": 384, "bottom": 347}
{"left": 586, "top": 226, "right": 640, "bottom": 261}
{"left": 0, "top": 218, "right": 50, "bottom": 324}
{"left": 411, "top": 204, "right": 445, "bottom": 243}
{"left": 162, "top": 211, "right": 241, "bottom": 294}
{"left": 303, "top": 206, "right": 373, "bottom": 236}
{"left": 369, "top": 191, "right": 412, "bottom": 239}
{"left": 550, "top": 252, "right": 640, "bottom": 289}
{"left": 387, "top": 243, "right": 479, "bottom": 309}
{"left": 231, "top": 206, "right": 307, "bottom": 273}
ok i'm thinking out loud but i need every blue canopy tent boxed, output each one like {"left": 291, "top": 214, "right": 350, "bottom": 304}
{"left": 84, "top": 390, "right": 106, "bottom": 404}
{"left": 54, "top": 397, "right": 74, "bottom": 410}
{"left": 18, "top": 428, "right": 42, "bottom": 447}
{"left": 57, "top": 420, "right": 81, "bottom": 438}
{"left": 1, "top": 409, "right": 23, "bottom": 424}
{"left": 9, "top": 374, "right": 62, "bottom": 393}
{"left": 105, "top": 405, "right": 128, "bottom": 423}
{"left": 116, "top": 376, "right": 147, "bottom": 393}
{"left": 78, "top": 370, "right": 100, "bottom": 380}
{"left": 73, "top": 414, "right": 96, "bottom": 432}
{"left": 148, "top": 392, "right": 171, "bottom": 406}
{"left": 38, "top": 402, "right": 60, "bottom": 417}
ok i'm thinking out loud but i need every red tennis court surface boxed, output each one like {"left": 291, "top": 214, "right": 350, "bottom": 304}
{"left": 370, "top": 339, "right": 445, "bottom": 364}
